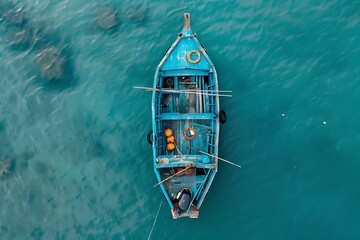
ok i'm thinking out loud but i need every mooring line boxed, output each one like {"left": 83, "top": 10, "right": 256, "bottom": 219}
{"left": 147, "top": 200, "right": 163, "bottom": 240}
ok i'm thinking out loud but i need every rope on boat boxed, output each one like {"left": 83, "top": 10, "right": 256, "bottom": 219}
{"left": 147, "top": 200, "right": 163, "bottom": 240}
{"left": 187, "top": 146, "right": 241, "bottom": 168}
{"left": 174, "top": 142, "right": 183, "bottom": 155}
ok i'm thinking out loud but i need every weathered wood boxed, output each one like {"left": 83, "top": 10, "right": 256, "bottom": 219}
{"left": 133, "top": 86, "right": 232, "bottom": 97}
{"left": 153, "top": 162, "right": 196, "bottom": 187}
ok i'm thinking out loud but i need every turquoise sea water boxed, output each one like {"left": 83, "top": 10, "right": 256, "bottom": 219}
{"left": 0, "top": 0, "right": 359, "bottom": 239}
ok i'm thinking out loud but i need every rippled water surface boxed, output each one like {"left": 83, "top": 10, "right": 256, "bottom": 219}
{"left": 0, "top": 0, "right": 359, "bottom": 239}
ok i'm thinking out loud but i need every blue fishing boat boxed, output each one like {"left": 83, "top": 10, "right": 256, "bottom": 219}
{"left": 147, "top": 13, "right": 230, "bottom": 219}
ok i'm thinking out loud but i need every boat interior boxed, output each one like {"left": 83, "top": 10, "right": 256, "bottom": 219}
{"left": 153, "top": 72, "right": 219, "bottom": 212}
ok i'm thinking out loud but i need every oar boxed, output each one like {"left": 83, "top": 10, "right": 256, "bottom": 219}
{"left": 136, "top": 88, "right": 232, "bottom": 97}
{"left": 156, "top": 90, "right": 232, "bottom": 95}
{"left": 133, "top": 86, "right": 232, "bottom": 93}
{"left": 177, "top": 86, "right": 233, "bottom": 93}
{"left": 133, "top": 87, "right": 232, "bottom": 97}
{"left": 153, "top": 162, "right": 196, "bottom": 188}
{"left": 159, "top": 91, "right": 231, "bottom": 97}
{"left": 187, "top": 146, "right": 241, "bottom": 168}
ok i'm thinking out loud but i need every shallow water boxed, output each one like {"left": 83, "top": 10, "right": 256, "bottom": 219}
{"left": 0, "top": 0, "right": 359, "bottom": 239}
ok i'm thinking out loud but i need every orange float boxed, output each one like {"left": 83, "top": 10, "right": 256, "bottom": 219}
{"left": 164, "top": 128, "right": 173, "bottom": 137}
{"left": 167, "top": 135, "right": 175, "bottom": 143}
{"left": 167, "top": 143, "right": 175, "bottom": 151}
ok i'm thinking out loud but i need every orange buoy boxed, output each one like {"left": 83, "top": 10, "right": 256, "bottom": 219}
{"left": 164, "top": 128, "right": 173, "bottom": 137}
{"left": 167, "top": 135, "right": 175, "bottom": 143}
{"left": 167, "top": 143, "right": 175, "bottom": 151}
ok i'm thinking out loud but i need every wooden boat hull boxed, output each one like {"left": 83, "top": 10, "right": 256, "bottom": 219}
{"left": 151, "top": 13, "right": 221, "bottom": 219}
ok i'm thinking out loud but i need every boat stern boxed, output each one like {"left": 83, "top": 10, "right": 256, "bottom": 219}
{"left": 171, "top": 206, "right": 199, "bottom": 219}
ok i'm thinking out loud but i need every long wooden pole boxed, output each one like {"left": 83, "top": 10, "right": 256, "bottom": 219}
{"left": 134, "top": 87, "right": 232, "bottom": 97}
{"left": 187, "top": 146, "right": 241, "bottom": 168}
{"left": 147, "top": 90, "right": 232, "bottom": 97}
{"left": 134, "top": 86, "right": 232, "bottom": 92}
{"left": 153, "top": 162, "right": 196, "bottom": 188}
{"left": 149, "top": 89, "right": 231, "bottom": 97}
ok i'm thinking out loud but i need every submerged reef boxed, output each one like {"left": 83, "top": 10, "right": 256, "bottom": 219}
{"left": 1, "top": 3, "right": 76, "bottom": 90}
{"left": 127, "top": 7, "right": 146, "bottom": 22}
{"left": 4, "top": 25, "right": 41, "bottom": 50}
{"left": 96, "top": 7, "right": 119, "bottom": 31}
{"left": 34, "top": 42, "right": 76, "bottom": 90}
{"left": 1, "top": 3, "right": 27, "bottom": 26}
{"left": 1, "top": 4, "right": 31, "bottom": 49}
{"left": 93, "top": 5, "right": 146, "bottom": 34}
{"left": 0, "top": 158, "right": 14, "bottom": 179}
{"left": 6, "top": 27, "right": 30, "bottom": 46}
{"left": 36, "top": 46, "right": 67, "bottom": 82}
